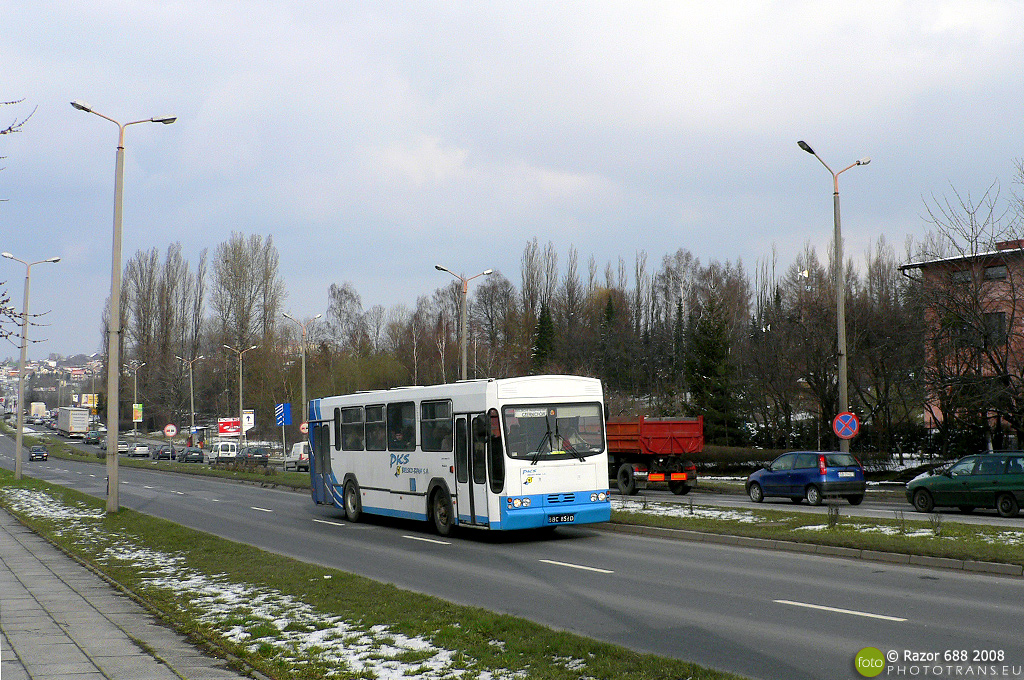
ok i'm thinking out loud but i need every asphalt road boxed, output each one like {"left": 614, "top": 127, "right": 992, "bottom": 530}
{"left": 3, "top": 434, "right": 1024, "bottom": 680}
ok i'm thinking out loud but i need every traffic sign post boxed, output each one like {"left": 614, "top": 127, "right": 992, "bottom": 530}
{"left": 833, "top": 412, "right": 859, "bottom": 441}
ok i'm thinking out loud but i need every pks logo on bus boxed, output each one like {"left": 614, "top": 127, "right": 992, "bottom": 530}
{"left": 391, "top": 453, "right": 410, "bottom": 476}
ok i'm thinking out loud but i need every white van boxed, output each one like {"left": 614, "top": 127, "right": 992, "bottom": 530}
{"left": 210, "top": 441, "right": 237, "bottom": 464}
{"left": 284, "top": 441, "right": 310, "bottom": 472}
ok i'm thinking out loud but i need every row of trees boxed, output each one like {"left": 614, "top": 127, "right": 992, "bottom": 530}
{"left": 84, "top": 229, "right": 930, "bottom": 454}
{"left": 105, "top": 164, "right": 1024, "bottom": 458}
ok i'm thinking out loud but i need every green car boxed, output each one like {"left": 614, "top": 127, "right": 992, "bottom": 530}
{"left": 906, "top": 453, "right": 1024, "bottom": 517}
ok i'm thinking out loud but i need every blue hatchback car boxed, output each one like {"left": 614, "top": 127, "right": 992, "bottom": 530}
{"left": 746, "top": 451, "right": 866, "bottom": 505}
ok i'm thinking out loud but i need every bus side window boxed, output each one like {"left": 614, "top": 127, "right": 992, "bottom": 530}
{"left": 342, "top": 407, "right": 364, "bottom": 451}
{"left": 421, "top": 400, "right": 453, "bottom": 452}
{"left": 365, "top": 405, "right": 386, "bottom": 451}
{"left": 387, "top": 401, "right": 416, "bottom": 452}
{"left": 333, "top": 408, "right": 342, "bottom": 451}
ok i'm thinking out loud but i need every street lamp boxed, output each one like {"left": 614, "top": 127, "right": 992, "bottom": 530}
{"left": 797, "top": 140, "right": 870, "bottom": 453}
{"left": 223, "top": 344, "right": 258, "bottom": 445}
{"left": 282, "top": 313, "right": 322, "bottom": 425}
{"left": 434, "top": 265, "right": 492, "bottom": 381}
{"left": 128, "top": 361, "right": 145, "bottom": 436}
{"left": 73, "top": 100, "right": 176, "bottom": 513}
{"left": 175, "top": 355, "right": 203, "bottom": 443}
{"left": 1, "top": 252, "right": 60, "bottom": 480}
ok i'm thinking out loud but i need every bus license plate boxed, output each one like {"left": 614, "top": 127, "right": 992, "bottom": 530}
{"left": 547, "top": 514, "right": 574, "bottom": 524}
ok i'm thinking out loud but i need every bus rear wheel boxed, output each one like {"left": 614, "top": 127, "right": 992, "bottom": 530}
{"left": 344, "top": 479, "right": 362, "bottom": 522}
{"left": 432, "top": 489, "right": 453, "bottom": 536}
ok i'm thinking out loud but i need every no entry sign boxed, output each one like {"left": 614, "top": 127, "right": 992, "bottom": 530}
{"left": 833, "top": 412, "right": 860, "bottom": 440}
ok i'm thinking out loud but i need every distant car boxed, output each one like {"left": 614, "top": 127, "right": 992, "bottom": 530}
{"left": 906, "top": 453, "right": 1024, "bottom": 517}
{"left": 152, "top": 444, "right": 176, "bottom": 461}
{"left": 98, "top": 438, "right": 126, "bottom": 452}
{"left": 237, "top": 446, "right": 270, "bottom": 466}
{"left": 284, "top": 441, "right": 310, "bottom": 472}
{"left": 180, "top": 446, "right": 205, "bottom": 463}
{"left": 83, "top": 431, "right": 101, "bottom": 445}
{"left": 746, "top": 451, "right": 866, "bottom": 506}
{"left": 128, "top": 442, "right": 150, "bottom": 458}
{"left": 28, "top": 445, "right": 48, "bottom": 461}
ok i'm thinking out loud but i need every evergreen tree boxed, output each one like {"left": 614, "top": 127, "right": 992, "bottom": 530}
{"left": 531, "top": 302, "right": 555, "bottom": 371}
{"left": 685, "top": 293, "right": 745, "bottom": 445}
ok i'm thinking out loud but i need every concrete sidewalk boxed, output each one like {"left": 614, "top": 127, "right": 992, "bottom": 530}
{"left": 0, "top": 509, "right": 252, "bottom": 680}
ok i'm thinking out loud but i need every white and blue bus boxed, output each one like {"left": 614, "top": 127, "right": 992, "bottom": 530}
{"left": 307, "top": 375, "right": 611, "bottom": 534}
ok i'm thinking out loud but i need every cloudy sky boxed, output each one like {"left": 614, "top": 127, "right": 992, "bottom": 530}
{"left": 3, "top": 1, "right": 1023, "bottom": 359}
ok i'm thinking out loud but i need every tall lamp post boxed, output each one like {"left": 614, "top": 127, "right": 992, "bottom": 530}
{"left": 128, "top": 361, "right": 145, "bottom": 436}
{"left": 434, "top": 265, "right": 492, "bottom": 381}
{"left": 797, "top": 140, "right": 870, "bottom": 453}
{"left": 175, "top": 355, "right": 204, "bottom": 444}
{"left": 282, "top": 313, "right": 321, "bottom": 425}
{"left": 72, "top": 100, "right": 176, "bottom": 513}
{"left": 2, "top": 252, "right": 60, "bottom": 480}
{"left": 223, "top": 344, "right": 258, "bottom": 445}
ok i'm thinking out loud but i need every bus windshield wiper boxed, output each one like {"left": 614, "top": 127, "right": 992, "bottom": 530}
{"left": 554, "top": 419, "right": 587, "bottom": 461}
{"left": 530, "top": 429, "right": 552, "bottom": 464}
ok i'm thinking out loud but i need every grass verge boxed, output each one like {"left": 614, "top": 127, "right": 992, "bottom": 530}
{"left": 611, "top": 497, "right": 1024, "bottom": 568}
{"left": 0, "top": 470, "right": 743, "bottom": 680}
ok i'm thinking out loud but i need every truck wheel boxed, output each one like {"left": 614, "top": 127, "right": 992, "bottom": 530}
{"left": 668, "top": 481, "right": 691, "bottom": 495}
{"left": 616, "top": 464, "right": 637, "bottom": 496}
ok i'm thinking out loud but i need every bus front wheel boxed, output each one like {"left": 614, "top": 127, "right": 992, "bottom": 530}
{"left": 432, "top": 489, "right": 453, "bottom": 536}
{"left": 344, "top": 480, "right": 362, "bottom": 522}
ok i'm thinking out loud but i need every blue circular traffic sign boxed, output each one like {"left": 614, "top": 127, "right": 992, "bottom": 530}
{"left": 833, "top": 412, "right": 859, "bottom": 440}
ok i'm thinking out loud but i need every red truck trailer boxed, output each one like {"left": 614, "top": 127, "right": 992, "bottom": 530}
{"left": 607, "top": 416, "right": 703, "bottom": 495}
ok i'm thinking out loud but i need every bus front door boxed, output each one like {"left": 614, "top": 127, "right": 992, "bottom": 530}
{"left": 455, "top": 415, "right": 489, "bottom": 526}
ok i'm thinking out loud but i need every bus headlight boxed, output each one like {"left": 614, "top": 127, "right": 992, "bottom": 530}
{"left": 590, "top": 491, "right": 607, "bottom": 502}
{"left": 506, "top": 497, "right": 532, "bottom": 509}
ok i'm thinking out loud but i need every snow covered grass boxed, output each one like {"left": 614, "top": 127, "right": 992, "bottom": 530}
{"left": 0, "top": 478, "right": 734, "bottom": 680}
{"left": 611, "top": 496, "right": 1024, "bottom": 564}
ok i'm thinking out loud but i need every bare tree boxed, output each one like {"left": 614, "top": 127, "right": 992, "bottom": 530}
{"left": 210, "top": 232, "right": 285, "bottom": 349}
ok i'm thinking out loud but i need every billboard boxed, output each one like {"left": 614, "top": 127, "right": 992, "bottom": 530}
{"left": 218, "top": 417, "right": 240, "bottom": 437}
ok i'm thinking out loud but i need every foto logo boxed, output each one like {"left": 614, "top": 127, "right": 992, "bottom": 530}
{"left": 855, "top": 648, "right": 885, "bottom": 677}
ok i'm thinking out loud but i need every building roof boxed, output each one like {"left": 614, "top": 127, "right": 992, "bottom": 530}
{"left": 899, "top": 240, "right": 1024, "bottom": 273}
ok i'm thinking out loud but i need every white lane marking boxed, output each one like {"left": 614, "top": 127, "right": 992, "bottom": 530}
{"left": 774, "top": 599, "right": 906, "bottom": 622}
{"left": 403, "top": 535, "right": 451, "bottom": 545}
{"left": 312, "top": 519, "right": 346, "bottom": 527}
{"left": 173, "top": 491, "right": 185, "bottom": 495}
{"left": 539, "top": 559, "right": 614, "bottom": 574}
{"left": 251, "top": 506, "right": 273, "bottom": 513}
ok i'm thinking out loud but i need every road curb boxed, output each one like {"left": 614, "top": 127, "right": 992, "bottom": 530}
{"left": 598, "top": 522, "right": 1024, "bottom": 578}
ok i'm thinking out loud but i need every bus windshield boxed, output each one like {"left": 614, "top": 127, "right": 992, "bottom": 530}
{"left": 502, "top": 403, "right": 605, "bottom": 461}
